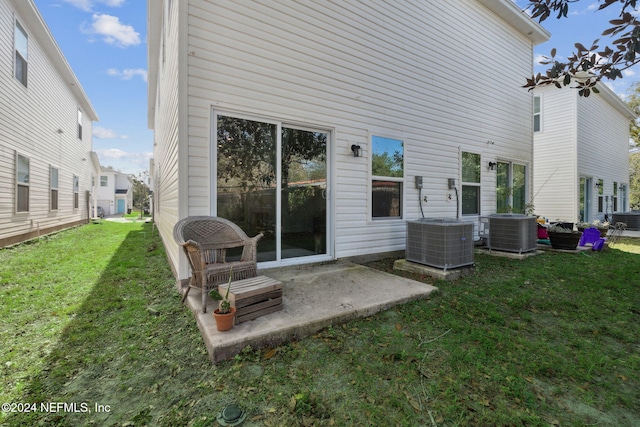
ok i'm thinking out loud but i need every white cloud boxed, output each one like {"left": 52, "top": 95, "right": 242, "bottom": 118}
{"left": 624, "top": 69, "right": 637, "bottom": 78}
{"left": 63, "top": 0, "right": 126, "bottom": 12}
{"left": 87, "top": 14, "right": 140, "bottom": 48}
{"left": 93, "top": 126, "right": 129, "bottom": 139}
{"left": 107, "top": 67, "right": 147, "bottom": 82}
{"left": 95, "top": 148, "right": 153, "bottom": 175}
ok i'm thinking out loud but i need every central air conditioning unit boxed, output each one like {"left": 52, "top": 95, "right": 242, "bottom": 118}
{"left": 480, "top": 214, "right": 537, "bottom": 254}
{"left": 406, "top": 218, "right": 474, "bottom": 270}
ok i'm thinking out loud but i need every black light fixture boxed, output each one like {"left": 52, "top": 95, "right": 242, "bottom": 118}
{"left": 487, "top": 161, "right": 497, "bottom": 171}
{"left": 595, "top": 181, "right": 603, "bottom": 189}
{"left": 351, "top": 144, "right": 361, "bottom": 157}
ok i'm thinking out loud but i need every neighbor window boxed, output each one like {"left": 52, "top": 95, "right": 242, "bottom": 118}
{"left": 462, "top": 152, "right": 481, "bottom": 215}
{"left": 100, "top": 175, "right": 108, "bottom": 187}
{"left": 597, "top": 179, "right": 604, "bottom": 213}
{"left": 16, "top": 154, "right": 29, "bottom": 212}
{"left": 533, "top": 96, "right": 541, "bottom": 132}
{"left": 14, "top": 20, "right": 28, "bottom": 86}
{"left": 77, "top": 109, "right": 83, "bottom": 140}
{"left": 613, "top": 181, "right": 618, "bottom": 212}
{"left": 50, "top": 166, "right": 59, "bottom": 211}
{"left": 371, "top": 136, "right": 404, "bottom": 219}
{"left": 73, "top": 175, "right": 79, "bottom": 209}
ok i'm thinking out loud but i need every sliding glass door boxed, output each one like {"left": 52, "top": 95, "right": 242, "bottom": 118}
{"left": 215, "top": 114, "right": 329, "bottom": 263}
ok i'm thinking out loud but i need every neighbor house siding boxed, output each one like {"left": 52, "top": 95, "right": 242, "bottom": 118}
{"left": 532, "top": 88, "right": 578, "bottom": 221}
{"left": 576, "top": 90, "right": 631, "bottom": 219}
{"left": 534, "top": 83, "right": 633, "bottom": 223}
{"left": 184, "top": 0, "right": 539, "bottom": 258}
{"left": 0, "top": 0, "right": 98, "bottom": 247}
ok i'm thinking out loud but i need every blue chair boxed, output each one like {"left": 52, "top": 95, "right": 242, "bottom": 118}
{"left": 579, "top": 227, "right": 605, "bottom": 251}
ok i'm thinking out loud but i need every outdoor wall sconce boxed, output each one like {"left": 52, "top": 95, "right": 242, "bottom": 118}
{"left": 487, "top": 161, "right": 497, "bottom": 171}
{"left": 595, "top": 181, "right": 603, "bottom": 189}
{"left": 351, "top": 144, "right": 361, "bottom": 157}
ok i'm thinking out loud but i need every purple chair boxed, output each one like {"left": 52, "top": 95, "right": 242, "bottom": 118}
{"left": 579, "top": 227, "right": 605, "bottom": 251}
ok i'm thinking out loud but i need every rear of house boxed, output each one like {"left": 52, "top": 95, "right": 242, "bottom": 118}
{"left": 96, "top": 167, "right": 133, "bottom": 216}
{"left": 533, "top": 83, "right": 634, "bottom": 224}
{"left": 148, "top": 0, "right": 548, "bottom": 279}
{"left": 0, "top": 0, "right": 99, "bottom": 247}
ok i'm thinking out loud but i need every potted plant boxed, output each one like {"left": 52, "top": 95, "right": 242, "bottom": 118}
{"left": 577, "top": 220, "right": 609, "bottom": 237}
{"left": 547, "top": 224, "right": 583, "bottom": 250}
{"left": 209, "top": 269, "right": 236, "bottom": 331}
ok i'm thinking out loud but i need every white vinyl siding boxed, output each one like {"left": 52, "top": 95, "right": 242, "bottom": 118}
{"left": 149, "top": 0, "right": 547, "bottom": 275}
{"left": 0, "top": 0, "right": 97, "bottom": 246}
{"left": 534, "top": 83, "right": 633, "bottom": 223}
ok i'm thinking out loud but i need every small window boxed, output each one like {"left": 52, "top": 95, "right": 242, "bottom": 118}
{"left": 371, "top": 136, "right": 404, "bottom": 219}
{"left": 73, "top": 175, "right": 79, "bottom": 209}
{"left": 462, "top": 152, "right": 481, "bottom": 215}
{"left": 533, "top": 96, "right": 541, "bottom": 132}
{"left": 77, "top": 109, "right": 83, "bottom": 140}
{"left": 14, "top": 21, "right": 28, "bottom": 87}
{"left": 100, "top": 175, "right": 108, "bottom": 187}
{"left": 597, "top": 179, "right": 604, "bottom": 213}
{"left": 16, "top": 154, "right": 29, "bottom": 212}
{"left": 613, "top": 181, "right": 618, "bottom": 212}
{"left": 51, "top": 166, "right": 59, "bottom": 211}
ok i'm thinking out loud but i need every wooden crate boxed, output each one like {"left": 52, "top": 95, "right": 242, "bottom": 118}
{"left": 218, "top": 275, "right": 283, "bottom": 324}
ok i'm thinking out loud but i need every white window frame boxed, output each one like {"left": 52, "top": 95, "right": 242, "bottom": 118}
{"left": 16, "top": 153, "right": 29, "bottom": 213}
{"left": 50, "top": 166, "right": 59, "bottom": 211}
{"left": 73, "top": 175, "right": 79, "bottom": 209}
{"left": 533, "top": 95, "right": 541, "bottom": 133}
{"left": 14, "top": 20, "right": 28, "bottom": 87}
{"left": 369, "top": 134, "right": 405, "bottom": 221}
{"left": 100, "top": 175, "right": 108, "bottom": 187}
{"left": 461, "top": 151, "right": 481, "bottom": 216}
{"left": 77, "top": 109, "right": 83, "bottom": 140}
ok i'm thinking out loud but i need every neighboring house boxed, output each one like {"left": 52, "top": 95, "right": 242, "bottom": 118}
{"left": 96, "top": 166, "right": 133, "bottom": 216}
{"left": 532, "top": 83, "right": 635, "bottom": 224}
{"left": 147, "top": 0, "right": 549, "bottom": 279}
{"left": 0, "top": 0, "right": 99, "bottom": 247}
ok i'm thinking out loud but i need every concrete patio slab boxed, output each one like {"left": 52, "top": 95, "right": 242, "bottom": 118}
{"left": 182, "top": 261, "right": 438, "bottom": 364}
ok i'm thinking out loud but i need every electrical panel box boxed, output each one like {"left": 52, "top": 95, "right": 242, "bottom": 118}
{"left": 415, "top": 176, "right": 423, "bottom": 189}
{"left": 448, "top": 178, "right": 456, "bottom": 189}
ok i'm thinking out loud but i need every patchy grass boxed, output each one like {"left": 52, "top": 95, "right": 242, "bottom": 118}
{"left": 1, "top": 225, "right": 639, "bottom": 426}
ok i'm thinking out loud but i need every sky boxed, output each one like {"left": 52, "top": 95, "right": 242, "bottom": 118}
{"left": 30, "top": 1, "right": 640, "bottom": 178}
{"left": 33, "top": 0, "right": 151, "bottom": 177}
{"left": 512, "top": 0, "right": 640, "bottom": 98}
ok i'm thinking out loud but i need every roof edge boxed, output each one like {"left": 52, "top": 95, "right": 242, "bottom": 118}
{"left": 477, "top": 0, "right": 550, "bottom": 46}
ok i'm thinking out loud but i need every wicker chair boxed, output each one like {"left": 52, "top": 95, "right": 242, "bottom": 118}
{"left": 173, "top": 216, "right": 263, "bottom": 313}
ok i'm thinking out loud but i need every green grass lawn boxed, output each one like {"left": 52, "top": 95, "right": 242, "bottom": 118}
{"left": 1, "top": 222, "right": 638, "bottom": 426}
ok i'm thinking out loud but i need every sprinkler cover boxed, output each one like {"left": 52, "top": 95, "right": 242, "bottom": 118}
{"left": 216, "top": 403, "right": 246, "bottom": 426}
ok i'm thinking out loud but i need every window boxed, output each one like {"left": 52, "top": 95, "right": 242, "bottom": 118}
{"left": 77, "top": 109, "right": 83, "bottom": 140}
{"left": 14, "top": 21, "right": 28, "bottom": 87}
{"left": 496, "top": 162, "right": 527, "bottom": 213}
{"left": 371, "top": 136, "right": 404, "bottom": 219}
{"left": 50, "top": 166, "right": 59, "bottom": 211}
{"left": 613, "top": 181, "right": 618, "bottom": 212}
{"left": 73, "top": 175, "right": 79, "bottom": 209}
{"left": 16, "top": 154, "right": 29, "bottom": 212}
{"left": 100, "top": 175, "right": 108, "bottom": 187}
{"left": 533, "top": 96, "right": 541, "bottom": 132}
{"left": 462, "top": 152, "right": 480, "bottom": 215}
{"left": 597, "top": 179, "right": 604, "bottom": 213}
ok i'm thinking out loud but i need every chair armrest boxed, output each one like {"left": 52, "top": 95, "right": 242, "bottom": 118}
{"left": 240, "top": 233, "right": 264, "bottom": 262}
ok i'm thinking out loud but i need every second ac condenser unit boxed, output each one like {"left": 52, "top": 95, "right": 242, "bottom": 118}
{"left": 482, "top": 214, "right": 537, "bottom": 253}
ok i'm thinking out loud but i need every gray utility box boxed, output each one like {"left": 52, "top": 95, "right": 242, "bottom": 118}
{"left": 480, "top": 214, "right": 537, "bottom": 254}
{"left": 406, "top": 218, "right": 474, "bottom": 270}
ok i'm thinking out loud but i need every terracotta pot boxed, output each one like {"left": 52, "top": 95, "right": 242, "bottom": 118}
{"left": 548, "top": 231, "right": 583, "bottom": 250}
{"left": 213, "top": 307, "right": 236, "bottom": 331}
